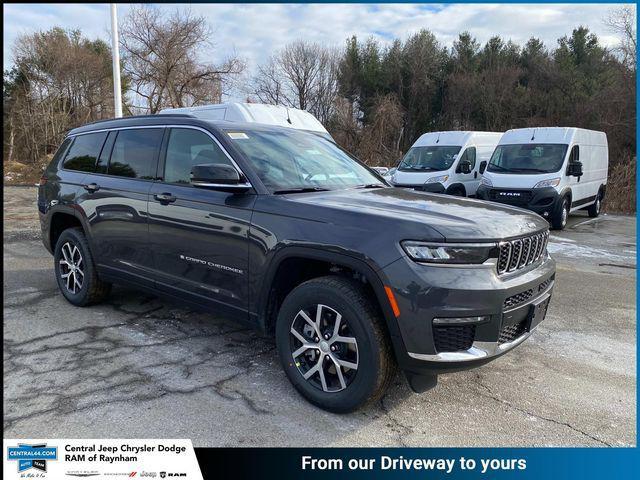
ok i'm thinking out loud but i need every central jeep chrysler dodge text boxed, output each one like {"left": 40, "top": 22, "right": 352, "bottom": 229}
{"left": 38, "top": 114, "right": 556, "bottom": 412}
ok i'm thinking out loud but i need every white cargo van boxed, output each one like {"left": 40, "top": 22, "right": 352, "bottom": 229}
{"left": 476, "top": 127, "right": 608, "bottom": 230}
{"left": 159, "top": 103, "right": 333, "bottom": 140}
{"left": 389, "top": 131, "right": 502, "bottom": 196}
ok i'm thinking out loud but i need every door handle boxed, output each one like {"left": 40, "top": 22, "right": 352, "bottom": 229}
{"left": 84, "top": 183, "right": 100, "bottom": 193}
{"left": 154, "top": 193, "right": 177, "bottom": 204}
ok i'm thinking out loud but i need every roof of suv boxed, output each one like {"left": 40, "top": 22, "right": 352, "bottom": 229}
{"left": 67, "top": 114, "right": 328, "bottom": 138}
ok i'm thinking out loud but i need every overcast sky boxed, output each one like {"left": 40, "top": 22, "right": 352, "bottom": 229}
{"left": 3, "top": 3, "right": 634, "bottom": 97}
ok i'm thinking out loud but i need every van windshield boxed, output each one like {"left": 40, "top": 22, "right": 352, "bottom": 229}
{"left": 397, "top": 146, "right": 461, "bottom": 172}
{"left": 224, "top": 127, "right": 384, "bottom": 192}
{"left": 487, "top": 144, "right": 568, "bottom": 174}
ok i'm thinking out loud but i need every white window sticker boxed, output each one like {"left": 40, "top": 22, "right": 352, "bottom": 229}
{"left": 227, "top": 132, "right": 249, "bottom": 140}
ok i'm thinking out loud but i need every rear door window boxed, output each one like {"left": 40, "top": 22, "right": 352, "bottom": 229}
{"left": 108, "top": 128, "right": 164, "bottom": 179}
{"left": 62, "top": 132, "right": 108, "bottom": 172}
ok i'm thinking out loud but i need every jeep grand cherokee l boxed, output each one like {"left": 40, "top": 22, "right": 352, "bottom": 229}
{"left": 38, "top": 114, "right": 555, "bottom": 412}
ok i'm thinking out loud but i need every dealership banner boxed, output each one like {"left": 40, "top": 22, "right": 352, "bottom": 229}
{"left": 3, "top": 439, "right": 202, "bottom": 479}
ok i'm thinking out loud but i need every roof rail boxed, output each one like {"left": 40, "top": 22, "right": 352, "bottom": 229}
{"left": 83, "top": 113, "right": 194, "bottom": 127}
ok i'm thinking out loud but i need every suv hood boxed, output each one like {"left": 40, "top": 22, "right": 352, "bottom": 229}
{"left": 287, "top": 187, "right": 548, "bottom": 241}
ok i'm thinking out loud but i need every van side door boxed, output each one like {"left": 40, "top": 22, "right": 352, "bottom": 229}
{"left": 83, "top": 127, "right": 164, "bottom": 287}
{"left": 456, "top": 146, "right": 479, "bottom": 196}
{"left": 147, "top": 126, "right": 255, "bottom": 320}
{"left": 566, "top": 144, "right": 589, "bottom": 209}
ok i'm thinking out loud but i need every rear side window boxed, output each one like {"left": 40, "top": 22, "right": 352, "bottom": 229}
{"left": 163, "top": 128, "right": 233, "bottom": 184}
{"left": 108, "top": 129, "right": 163, "bottom": 179}
{"left": 62, "top": 132, "right": 108, "bottom": 172}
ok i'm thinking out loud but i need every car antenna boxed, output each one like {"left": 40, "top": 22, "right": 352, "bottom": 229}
{"left": 436, "top": 132, "right": 441, "bottom": 143}
{"left": 531, "top": 128, "right": 536, "bottom": 141}
{"left": 285, "top": 107, "right": 292, "bottom": 125}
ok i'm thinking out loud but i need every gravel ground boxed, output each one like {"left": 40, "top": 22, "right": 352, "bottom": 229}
{"left": 3, "top": 186, "right": 636, "bottom": 446}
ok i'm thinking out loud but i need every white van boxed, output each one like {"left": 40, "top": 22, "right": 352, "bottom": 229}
{"left": 389, "top": 131, "right": 502, "bottom": 196}
{"left": 476, "top": 127, "right": 608, "bottom": 230}
{"left": 159, "top": 103, "right": 333, "bottom": 140}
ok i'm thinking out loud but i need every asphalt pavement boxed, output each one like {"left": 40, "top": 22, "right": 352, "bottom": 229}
{"left": 3, "top": 186, "right": 636, "bottom": 446}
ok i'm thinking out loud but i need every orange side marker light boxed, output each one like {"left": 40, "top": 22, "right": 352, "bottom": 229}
{"left": 384, "top": 286, "right": 401, "bottom": 318}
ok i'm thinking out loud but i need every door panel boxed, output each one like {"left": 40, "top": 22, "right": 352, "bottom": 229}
{"left": 458, "top": 146, "right": 478, "bottom": 195}
{"left": 85, "top": 176, "right": 155, "bottom": 284}
{"left": 148, "top": 183, "right": 255, "bottom": 316}
{"left": 83, "top": 127, "right": 164, "bottom": 284}
{"left": 147, "top": 127, "right": 255, "bottom": 318}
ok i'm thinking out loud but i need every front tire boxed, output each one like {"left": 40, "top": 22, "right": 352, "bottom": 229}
{"left": 275, "top": 276, "right": 395, "bottom": 413}
{"left": 587, "top": 191, "right": 602, "bottom": 218}
{"left": 552, "top": 196, "right": 570, "bottom": 230}
{"left": 54, "top": 227, "right": 111, "bottom": 306}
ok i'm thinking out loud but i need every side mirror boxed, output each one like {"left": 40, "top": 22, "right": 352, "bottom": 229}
{"left": 479, "top": 161, "right": 487, "bottom": 174}
{"left": 458, "top": 159, "right": 472, "bottom": 174}
{"left": 568, "top": 161, "right": 583, "bottom": 177}
{"left": 190, "top": 163, "right": 252, "bottom": 192}
{"left": 371, "top": 166, "right": 389, "bottom": 175}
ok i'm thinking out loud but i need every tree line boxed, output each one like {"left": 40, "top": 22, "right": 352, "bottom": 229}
{"left": 3, "top": 6, "right": 636, "bottom": 210}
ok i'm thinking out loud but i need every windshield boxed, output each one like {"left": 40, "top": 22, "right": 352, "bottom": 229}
{"left": 397, "top": 146, "right": 461, "bottom": 171}
{"left": 223, "top": 128, "right": 384, "bottom": 192}
{"left": 487, "top": 143, "right": 568, "bottom": 174}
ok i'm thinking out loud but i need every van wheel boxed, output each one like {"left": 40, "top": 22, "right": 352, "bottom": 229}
{"left": 54, "top": 227, "right": 111, "bottom": 306}
{"left": 447, "top": 185, "right": 466, "bottom": 197}
{"left": 551, "top": 196, "right": 570, "bottom": 230}
{"left": 587, "top": 192, "right": 602, "bottom": 218}
{"left": 275, "top": 276, "right": 395, "bottom": 413}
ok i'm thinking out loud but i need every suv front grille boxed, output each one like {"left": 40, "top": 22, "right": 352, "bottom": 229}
{"left": 497, "top": 231, "right": 549, "bottom": 275}
{"left": 498, "top": 320, "right": 527, "bottom": 344}
{"left": 503, "top": 275, "right": 555, "bottom": 310}
{"left": 433, "top": 325, "right": 475, "bottom": 352}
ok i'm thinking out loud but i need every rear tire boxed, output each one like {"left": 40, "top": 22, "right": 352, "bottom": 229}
{"left": 275, "top": 276, "right": 395, "bottom": 413}
{"left": 54, "top": 227, "right": 111, "bottom": 306}
{"left": 587, "top": 191, "right": 602, "bottom": 218}
{"left": 551, "top": 196, "right": 570, "bottom": 230}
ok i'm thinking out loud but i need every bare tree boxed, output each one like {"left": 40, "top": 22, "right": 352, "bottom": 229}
{"left": 120, "top": 6, "right": 244, "bottom": 113}
{"left": 604, "top": 5, "right": 637, "bottom": 69}
{"left": 252, "top": 41, "right": 339, "bottom": 124}
{"left": 5, "top": 28, "right": 114, "bottom": 164}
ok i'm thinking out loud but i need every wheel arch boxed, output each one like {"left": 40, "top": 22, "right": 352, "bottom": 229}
{"left": 47, "top": 206, "right": 93, "bottom": 253}
{"left": 257, "top": 247, "right": 407, "bottom": 355}
{"left": 445, "top": 183, "right": 466, "bottom": 196}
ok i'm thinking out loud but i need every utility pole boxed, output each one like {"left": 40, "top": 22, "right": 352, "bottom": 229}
{"left": 110, "top": 3, "right": 123, "bottom": 118}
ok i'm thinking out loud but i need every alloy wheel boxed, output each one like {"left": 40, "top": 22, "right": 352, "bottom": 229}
{"left": 289, "top": 304, "right": 359, "bottom": 392}
{"left": 59, "top": 242, "right": 84, "bottom": 294}
{"left": 561, "top": 200, "right": 568, "bottom": 227}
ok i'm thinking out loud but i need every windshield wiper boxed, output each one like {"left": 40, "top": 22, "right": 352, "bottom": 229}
{"left": 511, "top": 168, "right": 551, "bottom": 173}
{"left": 488, "top": 164, "right": 510, "bottom": 172}
{"left": 273, "top": 187, "right": 331, "bottom": 194}
{"left": 354, "top": 183, "right": 386, "bottom": 189}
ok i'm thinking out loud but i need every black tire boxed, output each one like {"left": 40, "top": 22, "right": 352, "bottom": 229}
{"left": 551, "top": 196, "right": 570, "bottom": 230}
{"left": 275, "top": 276, "right": 395, "bottom": 413}
{"left": 587, "top": 191, "right": 602, "bottom": 218}
{"left": 447, "top": 186, "right": 466, "bottom": 197}
{"left": 54, "top": 227, "right": 111, "bottom": 306}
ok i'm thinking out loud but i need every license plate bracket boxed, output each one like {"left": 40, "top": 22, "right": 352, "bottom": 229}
{"left": 527, "top": 294, "right": 551, "bottom": 332}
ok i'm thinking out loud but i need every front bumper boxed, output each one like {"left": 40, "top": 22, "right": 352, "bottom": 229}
{"left": 476, "top": 185, "right": 560, "bottom": 218}
{"left": 382, "top": 253, "right": 556, "bottom": 376}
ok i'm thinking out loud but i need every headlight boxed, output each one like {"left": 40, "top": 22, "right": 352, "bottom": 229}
{"left": 401, "top": 241, "right": 497, "bottom": 264}
{"left": 425, "top": 175, "right": 449, "bottom": 184}
{"left": 480, "top": 176, "right": 492, "bottom": 187}
{"left": 533, "top": 178, "right": 561, "bottom": 188}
